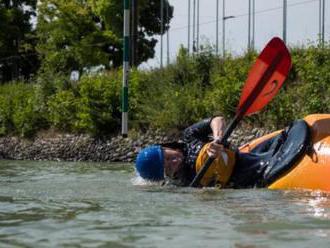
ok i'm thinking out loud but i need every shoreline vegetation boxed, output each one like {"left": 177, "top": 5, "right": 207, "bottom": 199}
{"left": 0, "top": 44, "right": 330, "bottom": 162}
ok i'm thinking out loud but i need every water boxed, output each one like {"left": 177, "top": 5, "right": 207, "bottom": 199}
{"left": 0, "top": 160, "right": 330, "bottom": 247}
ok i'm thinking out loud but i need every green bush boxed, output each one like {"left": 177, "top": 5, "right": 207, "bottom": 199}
{"left": 0, "top": 94, "right": 13, "bottom": 135}
{"left": 1, "top": 42, "right": 330, "bottom": 136}
{"left": 0, "top": 82, "right": 47, "bottom": 137}
{"left": 130, "top": 49, "right": 213, "bottom": 129}
{"left": 75, "top": 72, "right": 121, "bottom": 135}
{"left": 47, "top": 90, "right": 79, "bottom": 132}
{"left": 137, "top": 80, "right": 207, "bottom": 129}
{"left": 205, "top": 54, "right": 254, "bottom": 118}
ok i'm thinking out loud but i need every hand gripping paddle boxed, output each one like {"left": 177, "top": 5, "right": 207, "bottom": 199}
{"left": 190, "top": 37, "right": 292, "bottom": 187}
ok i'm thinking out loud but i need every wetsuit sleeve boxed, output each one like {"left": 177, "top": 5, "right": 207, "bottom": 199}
{"left": 183, "top": 118, "right": 213, "bottom": 143}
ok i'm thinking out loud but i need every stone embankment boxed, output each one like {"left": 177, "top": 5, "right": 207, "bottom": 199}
{"left": 0, "top": 125, "right": 272, "bottom": 162}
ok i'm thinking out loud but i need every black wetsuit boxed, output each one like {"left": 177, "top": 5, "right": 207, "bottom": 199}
{"left": 165, "top": 117, "right": 219, "bottom": 186}
{"left": 168, "top": 118, "right": 310, "bottom": 188}
{"left": 166, "top": 118, "right": 266, "bottom": 188}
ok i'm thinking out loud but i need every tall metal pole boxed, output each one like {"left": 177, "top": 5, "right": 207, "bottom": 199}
{"left": 283, "top": 0, "right": 287, "bottom": 44}
{"left": 122, "top": 0, "right": 130, "bottom": 137}
{"left": 252, "top": 0, "right": 255, "bottom": 50}
{"left": 216, "top": 0, "right": 219, "bottom": 55}
{"left": 222, "top": 0, "right": 225, "bottom": 57}
{"left": 160, "top": 0, "right": 164, "bottom": 68}
{"left": 319, "top": 0, "right": 322, "bottom": 43}
{"left": 321, "top": 0, "right": 325, "bottom": 45}
{"left": 188, "top": 0, "right": 191, "bottom": 53}
{"left": 197, "top": 0, "right": 200, "bottom": 52}
{"left": 193, "top": 0, "right": 196, "bottom": 52}
{"left": 166, "top": 1, "right": 170, "bottom": 65}
{"left": 131, "top": 0, "right": 138, "bottom": 66}
{"left": 248, "top": 0, "right": 251, "bottom": 51}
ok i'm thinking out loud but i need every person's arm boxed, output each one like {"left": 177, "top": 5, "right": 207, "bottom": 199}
{"left": 208, "top": 116, "right": 226, "bottom": 158}
{"left": 183, "top": 116, "right": 225, "bottom": 142}
{"left": 183, "top": 118, "right": 213, "bottom": 142}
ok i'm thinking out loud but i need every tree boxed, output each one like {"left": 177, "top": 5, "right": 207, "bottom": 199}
{"left": 36, "top": 0, "right": 173, "bottom": 75}
{"left": 0, "top": 0, "right": 39, "bottom": 83}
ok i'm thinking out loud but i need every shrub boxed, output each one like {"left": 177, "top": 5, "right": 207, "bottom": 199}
{"left": 0, "top": 94, "right": 13, "bottom": 135}
{"left": 75, "top": 72, "right": 121, "bottom": 135}
{"left": 0, "top": 82, "right": 47, "bottom": 137}
{"left": 1, "top": 42, "right": 330, "bottom": 135}
{"left": 47, "top": 90, "right": 79, "bottom": 132}
{"left": 205, "top": 54, "right": 254, "bottom": 118}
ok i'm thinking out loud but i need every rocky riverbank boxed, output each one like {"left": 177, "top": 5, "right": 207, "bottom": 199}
{"left": 0, "top": 125, "right": 272, "bottom": 162}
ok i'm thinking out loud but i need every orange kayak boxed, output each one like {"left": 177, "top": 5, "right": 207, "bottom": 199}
{"left": 239, "top": 114, "right": 330, "bottom": 192}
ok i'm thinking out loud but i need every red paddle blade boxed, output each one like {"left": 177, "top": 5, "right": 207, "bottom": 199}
{"left": 238, "top": 37, "right": 292, "bottom": 116}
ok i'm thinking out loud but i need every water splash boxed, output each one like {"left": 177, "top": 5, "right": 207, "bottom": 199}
{"left": 130, "top": 175, "right": 163, "bottom": 186}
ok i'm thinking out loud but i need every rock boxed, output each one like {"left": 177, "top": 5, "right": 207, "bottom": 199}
{"left": 251, "top": 128, "right": 259, "bottom": 134}
{"left": 0, "top": 125, "right": 274, "bottom": 163}
{"left": 126, "top": 152, "right": 134, "bottom": 158}
{"left": 245, "top": 135, "right": 255, "bottom": 141}
{"left": 112, "top": 152, "right": 120, "bottom": 158}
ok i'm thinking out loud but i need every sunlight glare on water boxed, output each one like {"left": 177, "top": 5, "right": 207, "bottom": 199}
{"left": 0, "top": 160, "right": 330, "bottom": 247}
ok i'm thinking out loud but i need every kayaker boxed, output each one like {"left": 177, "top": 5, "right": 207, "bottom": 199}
{"left": 135, "top": 113, "right": 312, "bottom": 188}
{"left": 135, "top": 116, "right": 237, "bottom": 187}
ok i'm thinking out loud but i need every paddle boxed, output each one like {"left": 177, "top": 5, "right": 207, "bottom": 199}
{"left": 190, "top": 37, "right": 292, "bottom": 187}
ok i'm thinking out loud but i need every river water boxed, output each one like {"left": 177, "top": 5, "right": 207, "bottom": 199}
{"left": 0, "top": 160, "right": 330, "bottom": 247}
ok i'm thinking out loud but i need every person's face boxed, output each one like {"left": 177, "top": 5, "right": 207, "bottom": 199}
{"left": 163, "top": 147, "right": 184, "bottom": 179}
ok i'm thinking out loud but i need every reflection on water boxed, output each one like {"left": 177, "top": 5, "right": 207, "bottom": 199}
{"left": 0, "top": 160, "right": 330, "bottom": 247}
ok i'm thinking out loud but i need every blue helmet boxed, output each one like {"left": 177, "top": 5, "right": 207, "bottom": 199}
{"left": 135, "top": 145, "right": 164, "bottom": 181}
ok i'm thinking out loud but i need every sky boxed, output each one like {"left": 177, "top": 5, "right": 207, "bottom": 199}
{"left": 141, "top": 0, "right": 329, "bottom": 69}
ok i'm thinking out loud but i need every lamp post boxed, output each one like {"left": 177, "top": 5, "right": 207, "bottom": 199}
{"left": 193, "top": 0, "right": 196, "bottom": 52}
{"left": 248, "top": 0, "right": 255, "bottom": 51}
{"left": 160, "top": 0, "right": 164, "bottom": 68}
{"left": 216, "top": 0, "right": 219, "bottom": 55}
{"left": 188, "top": 0, "right": 191, "bottom": 53}
{"left": 319, "top": 0, "right": 325, "bottom": 46}
{"left": 166, "top": 1, "right": 170, "bottom": 65}
{"left": 222, "top": 0, "right": 235, "bottom": 57}
{"left": 131, "top": 0, "right": 138, "bottom": 66}
{"left": 248, "top": 0, "right": 251, "bottom": 50}
{"left": 197, "top": 0, "right": 200, "bottom": 52}
{"left": 252, "top": 0, "right": 255, "bottom": 50}
{"left": 283, "top": 0, "right": 287, "bottom": 44}
{"left": 322, "top": 0, "right": 325, "bottom": 45}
